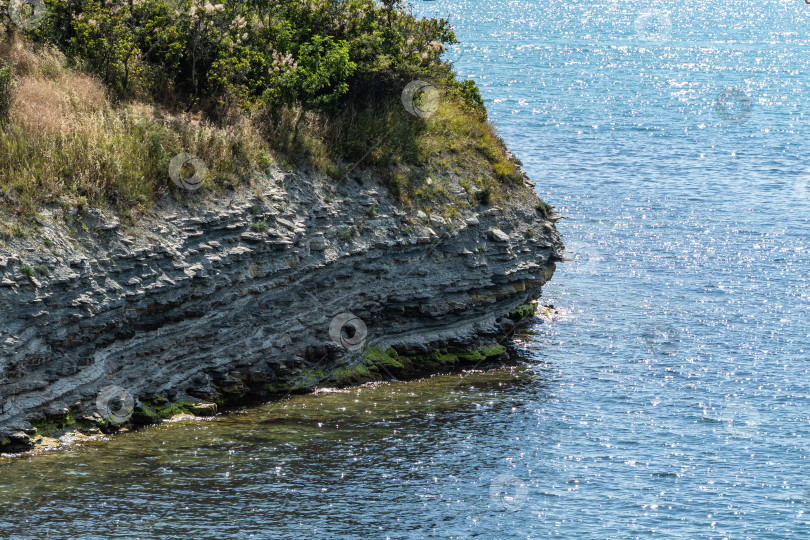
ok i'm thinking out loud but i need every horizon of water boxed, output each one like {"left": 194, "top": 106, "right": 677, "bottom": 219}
{"left": 3, "top": 0, "right": 810, "bottom": 537}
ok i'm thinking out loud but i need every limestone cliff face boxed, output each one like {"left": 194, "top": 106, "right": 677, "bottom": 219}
{"left": 0, "top": 166, "right": 563, "bottom": 452}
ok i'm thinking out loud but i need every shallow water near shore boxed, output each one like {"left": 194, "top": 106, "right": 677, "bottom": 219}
{"left": 4, "top": 0, "right": 810, "bottom": 537}
{"left": 0, "top": 367, "right": 553, "bottom": 538}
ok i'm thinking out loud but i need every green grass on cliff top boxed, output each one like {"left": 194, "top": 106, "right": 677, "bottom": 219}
{"left": 0, "top": 0, "right": 530, "bottom": 233}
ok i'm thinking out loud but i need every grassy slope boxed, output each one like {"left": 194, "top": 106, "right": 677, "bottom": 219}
{"left": 0, "top": 33, "right": 547, "bottom": 240}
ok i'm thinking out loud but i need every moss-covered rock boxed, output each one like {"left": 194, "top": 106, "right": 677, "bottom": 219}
{"left": 132, "top": 398, "right": 198, "bottom": 425}
{"left": 365, "top": 347, "right": 406, "bottom": 369}
{"left": 31, "top": 411, "right": 79, "bottom": 438}
{"left": 508, "top": 302, "right": 537, "bottom": 320}
{"left": 457, "top": 350, "right": 486, "bottom": 362}
{"left": 480, "top": 344, "right": 508, "bottom": 357}
{"left": 188, "top": 403, "right": 218, "bottom": 416}
{"left": 434, "top": 351, "right": 460, "bottom": 365}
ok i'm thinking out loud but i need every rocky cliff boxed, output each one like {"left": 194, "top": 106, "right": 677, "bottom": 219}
{"left": 0, "top": 166, "right": 563, "bottom": 453}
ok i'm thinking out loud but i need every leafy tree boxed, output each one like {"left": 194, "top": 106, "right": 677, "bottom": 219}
{"left": 20, "top": 0, "right": 472, "bottom": 116}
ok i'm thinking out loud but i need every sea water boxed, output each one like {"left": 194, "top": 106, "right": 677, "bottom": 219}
{"left": 2, "top": 0, "right": 810, "bottom": 537}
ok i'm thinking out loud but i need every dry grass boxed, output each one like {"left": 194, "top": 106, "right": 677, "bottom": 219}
{"left": 0, "top": 36, "right": 272, "bottom": 221}
{"left": 0, "top": 32, "right": 66, "bottom": 79}
{"left": 12, "top": 73, "right": 108, "bottom": 135}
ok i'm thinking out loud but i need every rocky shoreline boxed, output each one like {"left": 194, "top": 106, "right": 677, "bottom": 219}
{"left": 0, "top": 165, "right": 563, "bottom": 454}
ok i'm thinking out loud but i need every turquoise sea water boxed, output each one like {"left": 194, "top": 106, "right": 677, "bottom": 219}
{"left": 3, "top": 0, "right": 810, "bottom": 537}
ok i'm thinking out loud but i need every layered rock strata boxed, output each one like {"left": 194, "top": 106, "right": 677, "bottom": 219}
{"left": 0, "top": 167, "right": 563, "bottom": 452}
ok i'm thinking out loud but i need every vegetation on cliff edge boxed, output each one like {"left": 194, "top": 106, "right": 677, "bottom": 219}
{"left": 0, "top": 0, "right": 532, "bottom": 229}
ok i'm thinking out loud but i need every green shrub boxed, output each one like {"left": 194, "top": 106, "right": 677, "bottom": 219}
{"left": 535, "top": 201, "right": 554, "bottom": 218}
{"left": 493, "top": 160, "right": 522, "bottom": 184}
{"left": 474, "top": 187, "right": 492, "bottom": 206}
{"left": 31, "top": 0, "right": 460, "bottom": 114}
{"left": 250, "top": 220, "right": 269, "bottom": 232}
{"left": 449, "top": 78, "right": 486, "bottom": 117}
{"left": 339, "top": 226, "right": 356, "bottom": 241}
